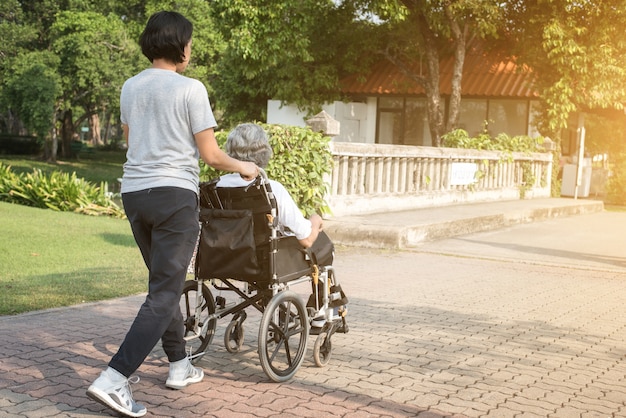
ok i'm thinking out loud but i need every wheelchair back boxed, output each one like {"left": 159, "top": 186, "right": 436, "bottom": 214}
{"left": 196, "top": 176, "right": 312, "bottom": 284}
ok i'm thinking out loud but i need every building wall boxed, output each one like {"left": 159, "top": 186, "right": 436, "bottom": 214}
{"left": 266, "top": 97, "right": 541, "bottom": 145}
{"left": 266, "top": 99, "right": 374, "bottom": 143}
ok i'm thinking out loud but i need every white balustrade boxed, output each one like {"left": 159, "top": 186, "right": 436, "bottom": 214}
{"left": 326, "top": 142, "right": 553, "bottom": 217}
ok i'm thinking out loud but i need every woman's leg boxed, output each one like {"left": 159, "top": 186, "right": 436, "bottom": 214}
{"left": 109, "top": 187, "right": 198, "bottom": 377}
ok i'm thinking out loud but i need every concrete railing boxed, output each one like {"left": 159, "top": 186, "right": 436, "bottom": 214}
{"left": 326, "top": 142, "right": 553, "bottom": 217}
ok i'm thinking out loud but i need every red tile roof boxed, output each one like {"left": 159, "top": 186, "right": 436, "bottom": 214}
{"left": 340, "top": 48, "right": 538, "bottom": 98}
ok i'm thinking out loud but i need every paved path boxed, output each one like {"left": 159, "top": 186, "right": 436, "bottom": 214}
{"left": 1, "top": 209, "right": 626, "bottom": 417}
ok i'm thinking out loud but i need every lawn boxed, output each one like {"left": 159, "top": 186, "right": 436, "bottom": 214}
{"left": 0, "top": 152, "right": 148, "bottom": 316}
{"left": 0, "top": 201, "right": 148, "bottom": 315}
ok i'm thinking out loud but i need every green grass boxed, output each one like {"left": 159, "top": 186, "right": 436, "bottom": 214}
{"left": 0, "top": 152, "right": 144, "bottom": 316}
{"left": 0, "top": 201, "right": 147, "bottom": 315}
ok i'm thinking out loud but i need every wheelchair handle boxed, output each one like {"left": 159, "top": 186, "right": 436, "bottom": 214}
{"left": 244, "top": 167, "right": 269, "bottom": 191}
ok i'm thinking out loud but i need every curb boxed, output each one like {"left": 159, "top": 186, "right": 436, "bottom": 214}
{"left": 324, "top": 199, "right": 605, "bottom": 249}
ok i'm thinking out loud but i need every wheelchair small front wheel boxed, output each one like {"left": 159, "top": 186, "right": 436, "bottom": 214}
{"left": 313, "top": 332, "right": 332, "bottom": 367}
{"left": 224, "top": 318, "right": 245, "bottom": 353}
{"left": 181, "top": 280, "right": 216, "bottom": 364}
{"left": 258, "top": 290, "right": 309, "bottom": 382}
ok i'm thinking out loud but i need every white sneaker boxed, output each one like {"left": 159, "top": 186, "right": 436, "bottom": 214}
{"left": 166, "top": 357, "right": 204, "bottom": 390}
{"left": 311, "top": 315, "right": 326, "bottom": 328}
{"left": 86, "top": 367, "right": 147, "bottom": 417}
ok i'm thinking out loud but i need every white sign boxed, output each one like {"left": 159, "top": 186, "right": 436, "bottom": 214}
{"left": 450, "top": 162, "right": 478, "bottom": 186}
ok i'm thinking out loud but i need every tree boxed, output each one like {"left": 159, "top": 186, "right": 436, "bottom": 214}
{"left": 1, "top": 0, "right": 225, "bottom": 156}
{"left": 211, "top": 0, "right": 504, "bottom": 144}
{"left": 0, "top": 0, "right": 40, "bottom": 134}
{"left": 3, "top": 51, "right": 62, "bottom": 159}
{"left": 210, "top": 0, "right": 374, "bottom": 127}
{"left": 346, "top": 0, "right": 506, "bottom": 146}
{"left": 503, "top": 0, "right": 626, "bottom": 135}
{"left": 211, "top": 0, "right": 626, "bottom": 151}
{"left": 50, "top": 11, "right": 141, "bottom": 156}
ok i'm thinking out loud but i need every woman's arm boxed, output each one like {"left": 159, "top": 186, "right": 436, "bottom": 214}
{"left": 298, "top": 214, "right": 323, "bottom": 248}
{"left": 195, "top": 128, "right": 258, "bottom": 180}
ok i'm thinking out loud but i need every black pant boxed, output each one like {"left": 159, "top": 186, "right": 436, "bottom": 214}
{"left": 109, "top": 187, "right": 199, "bottom": 377}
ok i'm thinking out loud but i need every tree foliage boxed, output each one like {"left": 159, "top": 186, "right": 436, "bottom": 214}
{"left": 355, "top": 0, "right": 505, "bottom": 146}
{"left": 0, "top": 0, "right": 224, "bottom": 160}
{"left": 2, "top": 51, "right": 61, "bottom": 140}
{"left": 1, "top": 0, "right": 626, "bottom": 160}
{"left": 210, "top": 0, "right": 374, "bottom": 126}
{"left": 50, "top": 11, "right": 140, "bottom": 153}
{"left": 503, "top": 0, "right": 626, "bottom": 135}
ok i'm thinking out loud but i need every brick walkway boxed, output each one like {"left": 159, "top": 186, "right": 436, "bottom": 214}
{"left": 2, "top": 207, "right": 626, "bottom": 417}
{"left": 2, "top": 238, "right": 626, "bottom": 417}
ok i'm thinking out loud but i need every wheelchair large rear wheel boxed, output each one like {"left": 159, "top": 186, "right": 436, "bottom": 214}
{"left": 181, "top": 280, "right": 216, "bottom": 364}
{"left": 258, "top": 290, "right": 309, "bottom": 382}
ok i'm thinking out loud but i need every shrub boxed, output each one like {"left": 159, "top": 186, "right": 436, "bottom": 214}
{"left": 605, "top": 152, "right": 626, "bottom": 206}
{"left": 442, "top": 128, "right": 545, "bottom": 153}
{"left": 0, "top": 134, "right": 41, "bottom": 155}
{"left": 442, "top": 128, "right": 548, "bottom": 198}
{"left": 200, "top": 123, "right": 332, "bottom": 216}
{"left": 0, "top": 163, "right": 125, "bottom": 218}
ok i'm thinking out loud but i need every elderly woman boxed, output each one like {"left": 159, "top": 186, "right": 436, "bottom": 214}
{"left": 217, "top": 123, "right": 324, "bottom": 248}
{"left": 217, "top": 123, "right": 347, "bottom": 330}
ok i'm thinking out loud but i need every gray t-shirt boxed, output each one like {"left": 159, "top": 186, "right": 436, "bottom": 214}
{"left": 120, "top": 68, "right": 217, "bottom": 194}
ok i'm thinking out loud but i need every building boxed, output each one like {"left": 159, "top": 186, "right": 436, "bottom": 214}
{"left": 267, "top": 44, "right": 541, "bottom": 146}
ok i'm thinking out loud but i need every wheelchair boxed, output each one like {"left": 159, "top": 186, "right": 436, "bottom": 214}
{"left": 179, "top": 170, "right": 348, "bottom": 382}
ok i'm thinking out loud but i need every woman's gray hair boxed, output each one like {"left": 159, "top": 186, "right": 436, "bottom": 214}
{"left": 225, "top": 123, "right": 273, "bottom": 168}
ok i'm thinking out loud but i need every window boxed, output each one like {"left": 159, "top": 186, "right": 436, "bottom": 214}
{"left": 377, "top": 97, "right": 431, "bottom": 146}
{"left": 377, "top": 97, "right": 535, "bottom": 145}
{"left": 458, "top": 99, "right": 535, "bottom": 138}
{"left": 458, "top": 100, "right": 488, "bottom": 136}
{"left": 377, "top": 111, "right": 402, "bottom": 144}
{"left": 404, "top": 99, "right": 430, "bottom": 146}
{"left": 488, "top": 100, "right": 528, "bottom": 137}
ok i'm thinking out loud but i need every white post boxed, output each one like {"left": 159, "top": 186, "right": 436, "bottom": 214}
{"left": 574, "top": 113, "right": 586, "bottom": 200}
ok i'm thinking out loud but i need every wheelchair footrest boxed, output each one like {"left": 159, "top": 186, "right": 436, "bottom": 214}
{"left": 335, "top": 322, "right": 349, "bottom": 334}
{"left": 309, "top": 318, "right": 348, "bottom": 336}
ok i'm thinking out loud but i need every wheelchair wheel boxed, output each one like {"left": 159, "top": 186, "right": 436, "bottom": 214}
{"left": 225, "top": 317, "right": 245, "bottom": 353}
{"left": 181, "top": 280, "right": 216, "bottom": 364}
{"left": 313, "top": 332, "right": 332, "bottom": 367}
{"left": 258, "top": 290, "right": 309, "bottom": 382}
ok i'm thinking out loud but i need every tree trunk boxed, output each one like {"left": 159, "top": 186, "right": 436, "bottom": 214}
{"left": 61, "top": 109, "right": 73, "bottom": 159}
{"left": 103, "top": 111, "right": 112, "bottom": 145}
{"left": 416, "top": 10, "right": 445, "bottom": 147}
{"left": 445, "top": 11, "right": 467, "bottom": 133}
{"left": 49, "top": 122, "right": 58, "bottom": 163}
{"left": 89, "top": 113, "right": 102, "bottom": 146}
